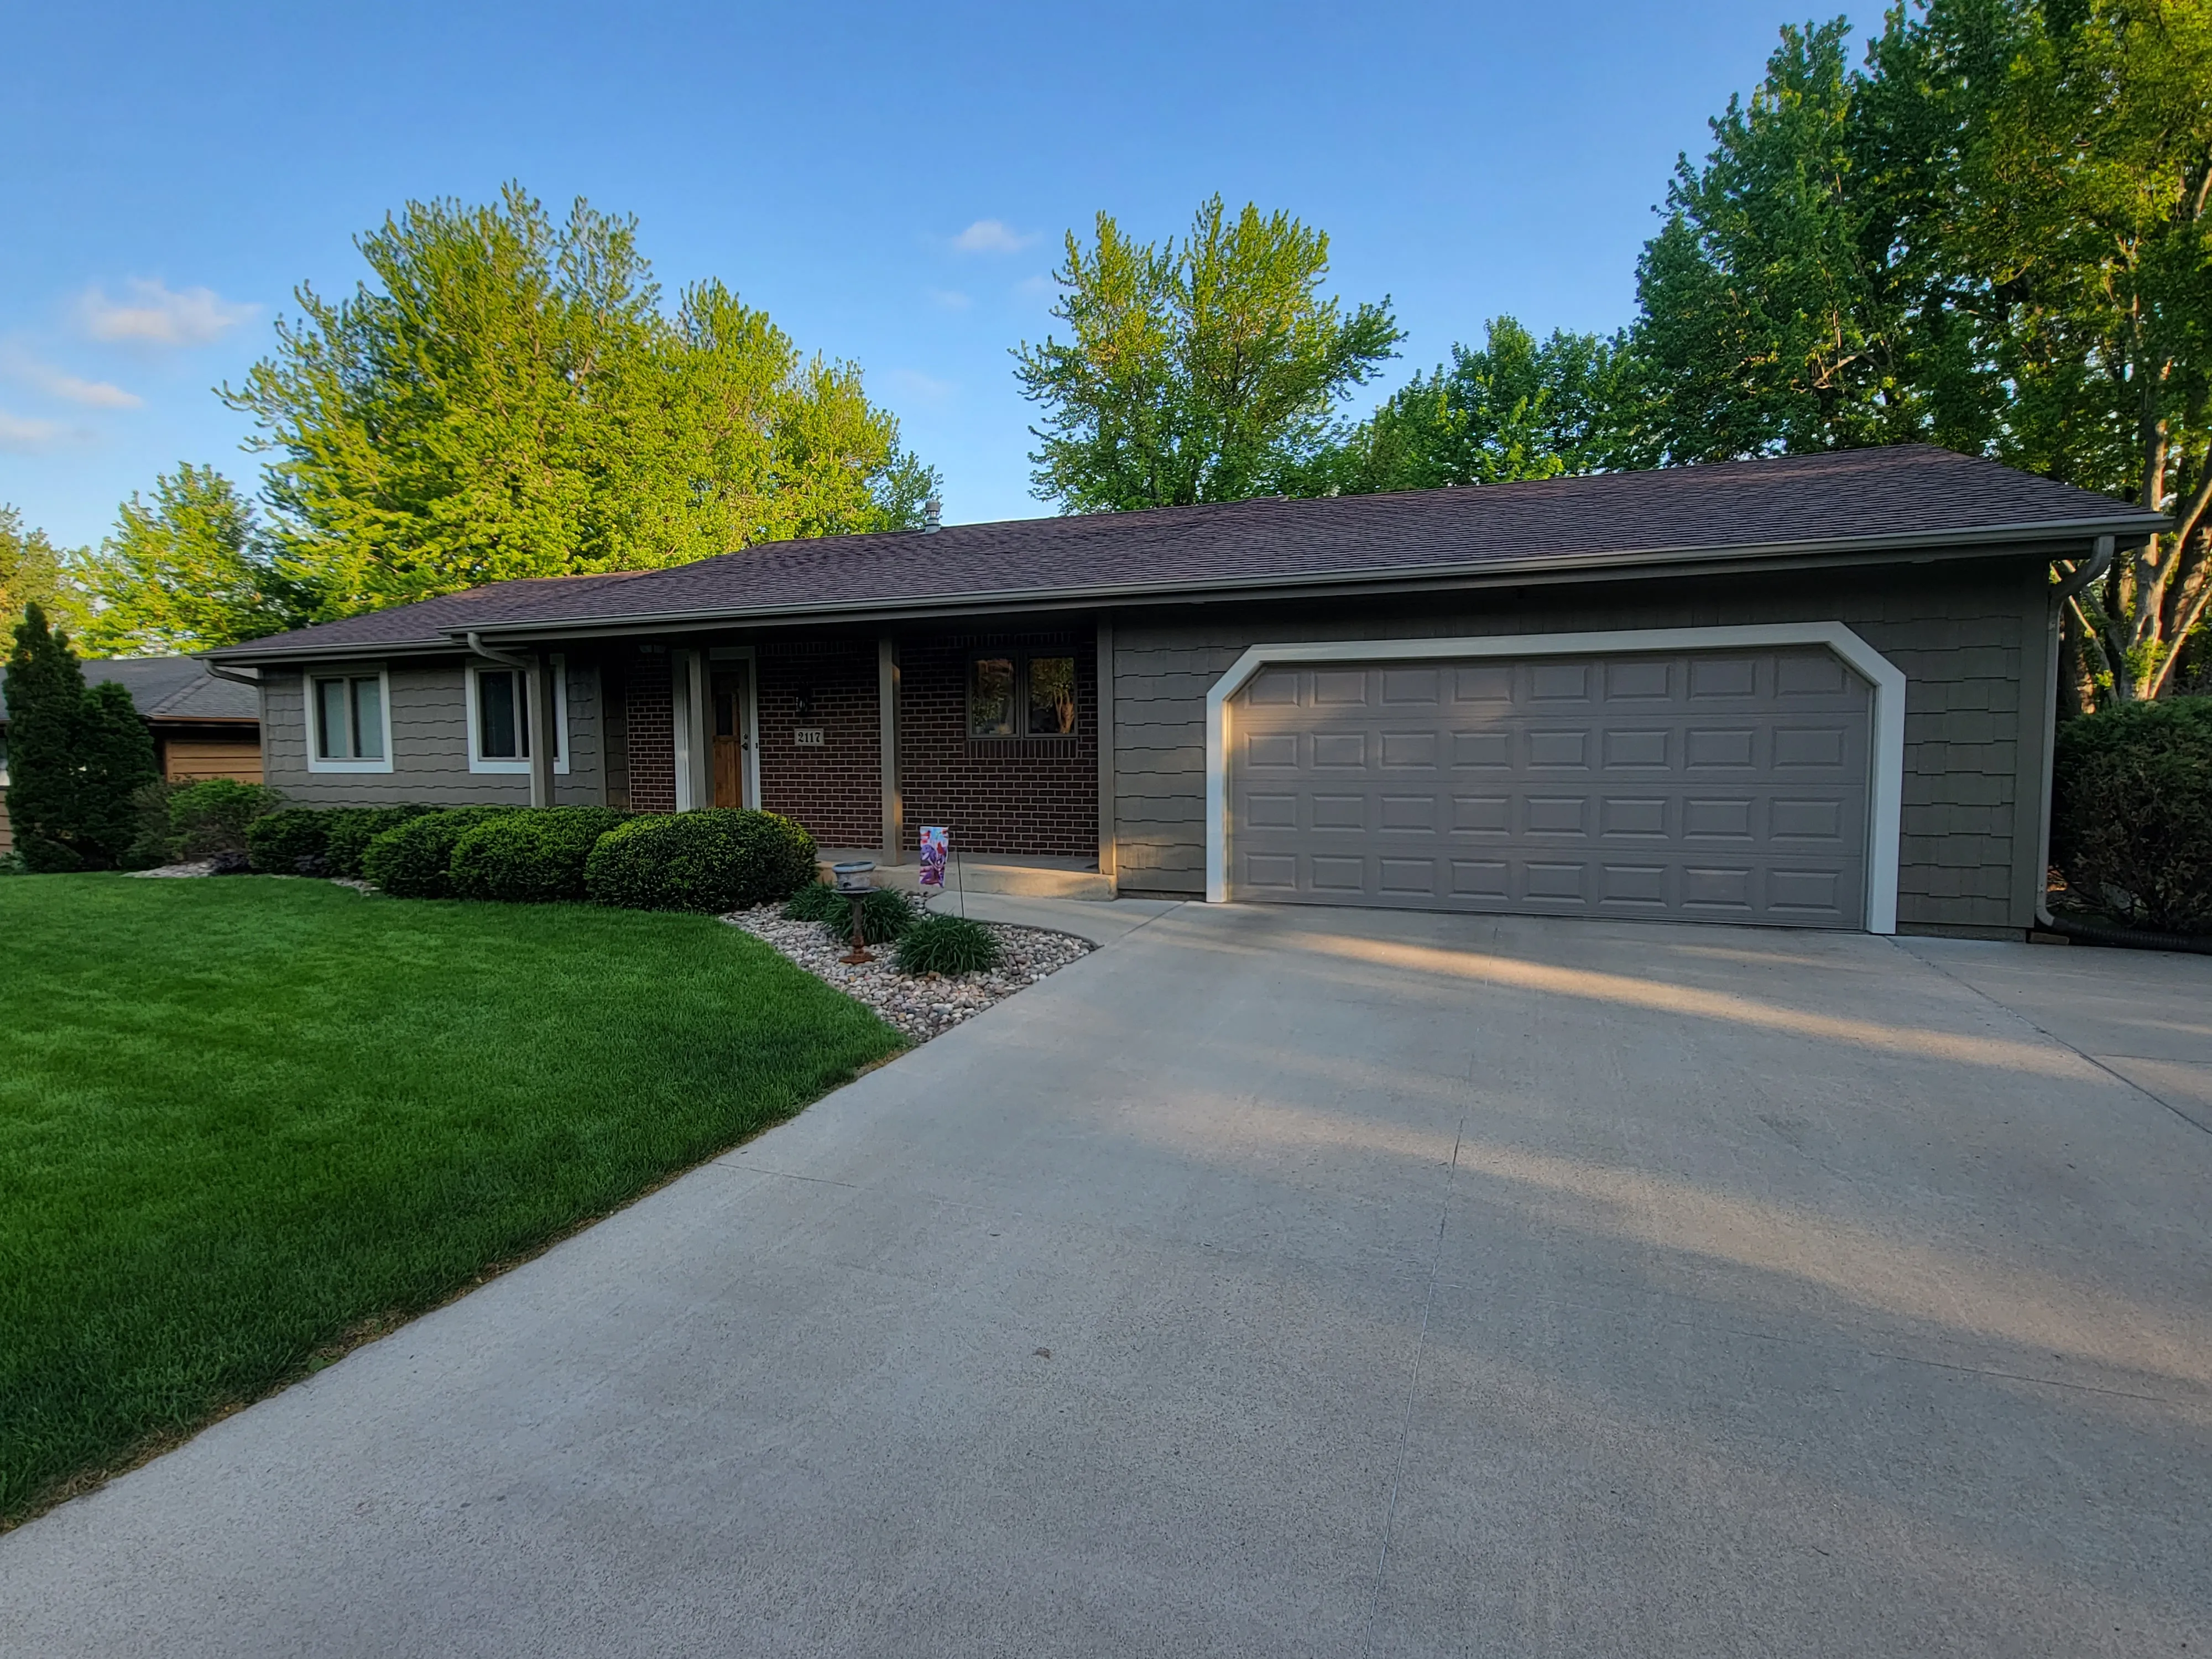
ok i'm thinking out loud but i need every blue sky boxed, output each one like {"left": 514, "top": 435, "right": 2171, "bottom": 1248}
{"left": 2, "top": 1, "right": 1888, "bottom": 550}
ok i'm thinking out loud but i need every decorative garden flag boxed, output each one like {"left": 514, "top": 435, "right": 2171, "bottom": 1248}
{"left": 919, "top": 826, "right": 948, "bottom": 889}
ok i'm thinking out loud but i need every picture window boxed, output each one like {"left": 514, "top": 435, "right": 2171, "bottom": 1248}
{"left": 968, "top": 652, "right": 1077, "bottom": 739}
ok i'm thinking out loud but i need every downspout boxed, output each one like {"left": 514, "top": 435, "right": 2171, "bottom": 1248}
{"left": 467, "top": 632, "right": 550, "bottom": 808}
{"left": 2036, "top": 535, "right": 2115, "bottom": 932}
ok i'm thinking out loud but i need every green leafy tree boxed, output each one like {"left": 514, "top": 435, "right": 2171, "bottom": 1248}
{"left": 221, "top": 185, "right": 937, "bottom": 617}
{"left": 76, "top": 466, "right": 315, "bottom": 654}
{"left": 3, "top": 603, "right": 156, "bottom": 870}
{"left": 1634, "top": 3, "right": 2212, "bottom": 706}
{"left": 0, "top": 508, "right": 88, "bottom": 637}
{"left": 1312, "top": 317, "right": 1641, "bottom": 494}
{"left": 1015, "top": 196, "right": 1403, "bottom": 510}
{"left": 1862, "top": 0, "right": 2212, "bottom": 702}
{"left": 1632, "top": 19, "right": 1898, "bottom": 463}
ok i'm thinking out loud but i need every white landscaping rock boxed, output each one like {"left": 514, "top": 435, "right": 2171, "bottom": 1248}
{"left": 722, "top": 904, "right": 1093, "bottom": 1044}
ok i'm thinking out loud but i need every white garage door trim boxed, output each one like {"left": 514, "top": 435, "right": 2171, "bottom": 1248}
{"left": 1205, "top": 623, "right": 1906, "bottom": 933}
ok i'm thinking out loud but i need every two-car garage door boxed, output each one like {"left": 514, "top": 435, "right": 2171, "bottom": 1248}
{"left": 1228, "top": 646, "right": 1873, "bottom": 928}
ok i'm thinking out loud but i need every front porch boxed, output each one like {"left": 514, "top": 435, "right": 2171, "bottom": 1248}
{"left": 596, "top": 621, "right": 1117, "bottom": 896}
{"left": 814, "top": 848, "right": 1114, "bottom": 901}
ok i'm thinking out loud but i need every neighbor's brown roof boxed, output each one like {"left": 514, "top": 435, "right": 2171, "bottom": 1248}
{"left": 207, "top": 446, "right": 2161, "bottom": 661}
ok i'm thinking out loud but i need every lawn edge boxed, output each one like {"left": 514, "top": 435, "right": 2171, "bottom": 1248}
{"left": 0, "top": 1041, "right": 909, "bottom": 1535}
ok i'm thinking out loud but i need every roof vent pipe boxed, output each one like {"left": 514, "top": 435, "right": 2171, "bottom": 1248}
{"left": 923, "top": 498, "right": 942, "bottom": 534}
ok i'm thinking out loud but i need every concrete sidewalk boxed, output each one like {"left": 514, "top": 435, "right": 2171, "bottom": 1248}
{"left": 3, "top": 907, "right": 2208, "bottom": 1656}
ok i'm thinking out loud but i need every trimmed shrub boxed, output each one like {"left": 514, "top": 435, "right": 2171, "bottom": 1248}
{"left": 585, "top": 808, "right": 819, "bottom": 913}
{"left": 893, "top": 915, "right": 1003, "bottom": 976}
{"left": 166, "top": 779, "right": 284, "bottom": 860}
{"left": 726, "top": 810, "right": 820, "bottom": 902}
{"left": 2052, "top": 697, "right": 2212, "bottom": 935}
{"left": 325, "top": 805, "right": 439, "bottom": 878}
{"left": 122, "top": 781, "right": 179, "bottom": 869}
{"left": 248, "top": 808, "right": 332, "bottom": 875}
{"left": 450, "top": 807, "right": 631, "bottom": 904}
{"left": 360, "top": 807, "right": 520, "bottom": 899}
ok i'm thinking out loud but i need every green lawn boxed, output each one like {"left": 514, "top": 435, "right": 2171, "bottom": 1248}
{"left": 0, "top": 875, "right": 902, "bottom": 1526}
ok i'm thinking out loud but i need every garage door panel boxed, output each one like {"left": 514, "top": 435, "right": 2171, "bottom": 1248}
{"left": 1689, "top": 657, "right": 1760, "bottom": 698}
{"left": 1311, "top": 732, "right": 1367, "bottom": 768}
{"left": 1230, "top": 646, "right": 1871, "bottom": 928}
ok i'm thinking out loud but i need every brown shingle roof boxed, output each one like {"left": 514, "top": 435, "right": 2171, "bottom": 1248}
{"left": 208, "top": 447, "right": 2160, "bottom": 660}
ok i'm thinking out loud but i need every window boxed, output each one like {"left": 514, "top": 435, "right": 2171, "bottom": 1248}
{"left": 968, "top": 651, "right": 1078, "bottom": 739}
{"left": 468, "top": 659, "right": 568, "bottom": 774}
{"left": 307, "top": 670, "right": 392, "bottom": 773}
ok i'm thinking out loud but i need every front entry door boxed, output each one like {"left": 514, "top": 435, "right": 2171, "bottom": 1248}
{"left": 711, "top": 668, "right": 748, "bottom": 807}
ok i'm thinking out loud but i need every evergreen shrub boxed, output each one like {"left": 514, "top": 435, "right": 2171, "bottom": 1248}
{"left": 2052, "top": 697, "right": 2212, "bottom": 935}
{"left": 247, "top": 808, "right": 332, "bottom": 874}
{"left": 585, "top": 809, "right": 818, "bottom": 912}
{"left": 324, "top": 805, "right": 438, "bottom": 877}
{"left": 449, "top": 807, "right": 630, "bottom": 903}
{"left": 360, "top": 807, "right": 519, "bottom": 899}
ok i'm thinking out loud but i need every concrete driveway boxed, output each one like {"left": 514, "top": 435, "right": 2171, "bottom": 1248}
{"left": 4, "top": 903, "right": 2208, "bottom": 1656}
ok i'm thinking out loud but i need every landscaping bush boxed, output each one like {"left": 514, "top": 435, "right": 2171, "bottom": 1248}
{"left": 325, "top": 804, "right": 439, "bottom": 878}
{"left": 247, "top": 807, "right": 332, "bottom": 874}
{"left": 166, "top": 779, "right": 284, "bottom": 860}
{"left": 360, "top": 807, "right": 520, "bottom": 899}
{"left": 893, "top": 914, "right": 1003, "bottom": 976}
{"left": 3, "top": 606, "right": 158, "bottom": 872}
{"left": 787, "top": 883, "right": 914, "bottom": 946}
{"left": 585, "top": 809, "right": 818, "bottom": 913}
{"left": 449, "top": 807, "right": 631, "bottom": 904}
{"left": 2052, "top": 696, "right": 2212, "bottom": 935}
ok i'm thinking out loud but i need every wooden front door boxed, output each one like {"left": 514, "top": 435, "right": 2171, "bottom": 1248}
{"left": 711, "top": 669, "right": 747, "bottom": 807}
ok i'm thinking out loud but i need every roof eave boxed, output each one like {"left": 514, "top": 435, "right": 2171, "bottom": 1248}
{"left": 451, "top": 512, "right": 2166, "bottom": 643}
{"left": 202, "top": 508, "right": 2165, "bottom": 662}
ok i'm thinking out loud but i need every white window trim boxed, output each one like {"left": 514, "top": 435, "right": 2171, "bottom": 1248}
{"left": 467, "top": 656, "right": 570, "bottom": 776}
{"left": 304, "top": 666, "right": 394, "bottom": 775}
{"left": 1203, "top": 622, "right": 1906, "bottom": 934}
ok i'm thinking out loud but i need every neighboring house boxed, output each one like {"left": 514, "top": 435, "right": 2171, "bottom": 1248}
{"left": 202, "top": 447, "right": 2164, "bottom": 939}
{"left": 0, "top": 657, "right": 263, "bottom": 855}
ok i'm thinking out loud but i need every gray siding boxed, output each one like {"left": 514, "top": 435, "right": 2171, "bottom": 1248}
{"left": 260, "top": 656, "right": 606, "bottom": 808}
{"left": 1109, "top": 557, "right": 2054, "bottom": 933}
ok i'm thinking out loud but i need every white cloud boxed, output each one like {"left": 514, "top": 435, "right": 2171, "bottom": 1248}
{"left": 951, "top": 219, "right": 1037, "bottom": 254}
{"left": 76, "top": 278, "right": 257, "bottom": 347}
{"left": 0, "top": 410, "right": 67, "bottom": 452}
{"left": 927, "top": 287, "right": 973, "bottom": 310}
{"left": 1, "top": 346, "right": 142, "bottom": 409}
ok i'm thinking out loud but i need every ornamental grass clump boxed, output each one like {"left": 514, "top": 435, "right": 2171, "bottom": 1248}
{"left": 449, "top": 807, "right": 630, "bottom": 904}
{"left": 786, "top": 883, "right": 914, "bottom": 947}
{"left": 2052, "top": 696, "right": 2212, "bottom": 935}
{"left": 893, "top": 914, "right": 1003, "bottom": 976}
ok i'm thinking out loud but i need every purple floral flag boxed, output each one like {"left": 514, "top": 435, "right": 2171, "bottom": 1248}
{"left": 919, "top": 826, "right": 948, "bottom": 889}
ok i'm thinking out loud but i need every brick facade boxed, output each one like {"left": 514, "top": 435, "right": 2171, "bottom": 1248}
{"left": 619, "top": 652, "right": 676, "bottom": 813}
{"left": 897, "top": 632, "right": 1098, "bottom": 860}
{"left": 756, "top": 640, "right": 881, "bottom": 847}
